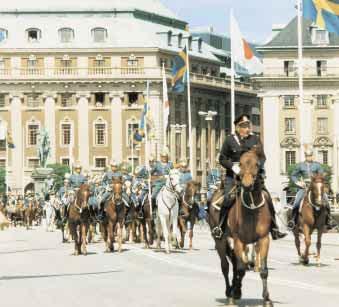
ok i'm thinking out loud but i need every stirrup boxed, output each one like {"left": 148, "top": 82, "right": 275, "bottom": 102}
{"left": 212, "top": 226, "right": 223, "bottom": 239}
{"left": 287, "top": 220, "right": 296, "bottom": 230}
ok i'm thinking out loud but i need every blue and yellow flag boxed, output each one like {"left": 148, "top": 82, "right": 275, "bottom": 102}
{"left": 133, "top": 100, "right": 148, "bottom": 143}
{"left": 171, "top": 47, "right": 187, "bottom": 93}
{"left": 303, "top": 0, "right": 339, "bottom": 34}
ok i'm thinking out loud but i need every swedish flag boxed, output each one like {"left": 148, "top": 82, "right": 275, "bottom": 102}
{"left": 171, "top": 47, "right": 187, "bottom": 93}
{"left": 133, "top": 100, "right": 148, "bottom": 143}
{"left": 303, "top": 0, "right": 339, "bottom": 34}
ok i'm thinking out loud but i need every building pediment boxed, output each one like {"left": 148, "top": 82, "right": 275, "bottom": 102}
{"left": 313, "top": 136, "right": 333, "bottom": 148}
{"left": 280, "top": 137, "right": 300, "bottom": 148}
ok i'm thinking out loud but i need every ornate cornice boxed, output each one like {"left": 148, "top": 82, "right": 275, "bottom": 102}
{"left": 280, "top": 136, "right": 300, "bottom": 149}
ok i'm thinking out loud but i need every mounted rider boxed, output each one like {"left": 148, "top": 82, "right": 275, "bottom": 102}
{"left": 150, "top": 148, "right": 174, "bottom": 204}
{"left": 289, "top": 148, "right": 335, "bottom": 229}
{"left": 177, "top": 159, "right": 193, "bottom": 187}
{"left": 212, "top": 114, "right": 287, "bottom": 240}
{"left": 97, "top": 159, "right": 123, "bottom": 220}
{"left": 57, "top": 178, "right": 71, "bottom": 202}
{"left": 69, "top": 161, "right": 87, "bottom": 189}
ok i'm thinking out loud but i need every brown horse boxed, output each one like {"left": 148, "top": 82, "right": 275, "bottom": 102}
{"left": 101, "top": 179, "right": 125, "bottom": 253}
{"left": 68, "top": 184, "right": 91, "bottom": 255}
{"left": 178, "top": 181, "right": 201, "bottom": 250}
{"left": 226, "top": 147, "right": 273, "bottom": 306}
{"left": 207, "top": 182, "right": 238, "bottom": 299}
{"left": 24, "top": 199, "right": 37, "bottom": 230}
{"left": 293, "top": 174, "right": 327, "bottom": 266}
{"left": 138, "top": 193, "right": 155, "bottom": 248}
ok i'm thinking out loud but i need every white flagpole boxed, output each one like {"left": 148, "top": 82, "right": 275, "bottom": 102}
{"left": 297, "top": 0, "right": 305, "bottom": 158}
{"left": 186, "top": 42, "right": 194, "bottom": 178}
{"left": 145, "top": 80, "right": 153, "bottom": 216}
{"left": 69, "top": 144, "right": 73, "bottom": 174}
{"left": 162, "top": 63, "right": 168, "bottom": 148}
{"left": 131, "top": 129, "right": 135, "bottom": 175}
{"left": 22, "top": 127, "right": 25, "bottom": 195}
{"left": 5, "top": 133, "right": 9, "bottom": 196}
{"left": 230, "top": 9, "right": 236, "bottom": 134}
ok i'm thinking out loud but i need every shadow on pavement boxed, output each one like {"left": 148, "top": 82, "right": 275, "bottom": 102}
{"left": 290, "top": 262, "right": 329, "bottom": 267}
{"left": 0, "top": 270, "right": 122, "bottom": 281}
{"left": 216, "top": 298, "right": 284, "bottom": 306}
{"left": 0, "top": 247, "right": 59, "bottom": 255}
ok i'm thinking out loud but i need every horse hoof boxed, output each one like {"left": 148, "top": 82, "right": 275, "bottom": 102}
{"left": 232, "top": 288, "right": 242, "bottom": 300}
{"left": 227, "top": 298, "right": 237, "bottom": 306}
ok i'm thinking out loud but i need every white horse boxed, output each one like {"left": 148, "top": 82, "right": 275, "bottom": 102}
{"left": 156, "top": 169, "right": 183, "bottom": 254}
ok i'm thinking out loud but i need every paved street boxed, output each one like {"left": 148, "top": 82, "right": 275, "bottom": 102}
{"left": 1, "top": 225, "right": 339, "bottom": 307}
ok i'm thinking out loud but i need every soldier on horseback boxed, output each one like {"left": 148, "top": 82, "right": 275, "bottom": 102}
{"left": 97, "top": 159, "right": 123, "bottom": 221}
{"left": 177, "top": 159, "right": 193, "bottom": 187}
{"left": 288, "top": 148, "right": 336, "bottom": 229}
{"left": 69, "top": 162, "right": 87, "bottom": 189}
{"left": 212, "top": 114, "right": 287, "bottom": 240}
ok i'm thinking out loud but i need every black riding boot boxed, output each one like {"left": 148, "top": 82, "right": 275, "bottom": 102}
{"left": 266, "top": 194, "right": 287, "bottom": 240}
{"left": 211, "top": 198, "right": 232, "bottom": 240}
{"left": 62, "top": 206, "right": 69, "bottom": 224}
{"left": 97, "top": 202, "right": 105, "bottom": 222}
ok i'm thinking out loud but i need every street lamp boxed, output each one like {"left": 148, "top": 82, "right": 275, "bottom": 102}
{"left": 198, "top": 110, "right": 218, "bottom": 192}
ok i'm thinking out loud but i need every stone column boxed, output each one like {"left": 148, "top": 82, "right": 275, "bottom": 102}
{"left": 210, "top": 120, "right": 216, "bottom": 168}
{"left": 110, "top": 93, "right": 123, "bottom": 163}
{"left": 9, "top": 94, "right": 23, "bottom": 191}
{"left": 180, "top": 124, "right": 187, "bottom": 161}
{"left": 262, "top": 95, "right": 281, "bottom": 195}
{"left": 191, "top": 101, "right": 197, "bottom": 179}
{"left": 200, "top": 105, "right": 207, "bottom": 192}
{"left": 76, "top": 93, "right": 90, "bottom": 170}
{"left": 170, "top": 125, "right": 176, "bottom": 162}
{"left": 43, "top": 94, "right": 57, "bottom": 164}
{"left": 220, "top": 102, "right": 226, "bottom": 145}
{"left": 333, "top": 99, "right": 339, "bottom": 194}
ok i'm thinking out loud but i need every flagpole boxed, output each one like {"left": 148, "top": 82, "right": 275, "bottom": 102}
{"left": 131, "top": 127, "right": 135, "bottom": 175}
{"left": 5, "top": 136, "right": 9, "bottom": 196}
{"left": 230, "top": 9, "right": 236, "bottom": 134}
{"left": 297, "top": 0, "right": 305, "bottom": 158}
{"left": 186, "top": 42, "right": 194, "bottom": 179}
{"left": 22, "top": 127, "right": 25, "bottom": 195}
{"left": 162, "top": 63, "right": 167, "bottom": 148}
{"left": 145, "top": 80, "right": 153, "bottom": 216}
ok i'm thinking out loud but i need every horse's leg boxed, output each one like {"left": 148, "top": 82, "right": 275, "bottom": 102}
{"left": 178, "top": 217, "right": 186, "bottom": 249}
{"left": 232, "top": 238, "right": 246, "bottom": 301}
{"left": 254, "top": 243, "right": 260, "bottom": 272}
{"left": 71, "top": 224, "right": 79, "bottom": 255}
{"left": 172, "top": 206, "right": 180, "bottom": 249}
{"left": 188, "top": 218, "right": 195, "bottom": 250}
{"left": 316, "top": 227, "right": 324, "bottom": 267}
{"left": 81, "top": 223, "right": 88, "bottom": 256}
{"left": 215, "top": 238, "right": 232, "bottom": 299}
{"left": 258, "top": 235, "right": 273, "bottom": 307}
{"left": 117, "top": 222, "right": 123, "bottom": 253}
{"left": 302, "top": 224, "right": 311, "bottom": 265}
{"left": 160, "top": 214, "right": 169, "bottom": 253}
{"left": 293, "top": 226, "right": 301, "bottom": 257}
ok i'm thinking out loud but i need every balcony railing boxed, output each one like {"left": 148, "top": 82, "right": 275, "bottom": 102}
{"left": 0, "top": 66, "right": 255, "bottom": 91}
{"left": 260, "top": 66, "right": 339, "bottom": 78}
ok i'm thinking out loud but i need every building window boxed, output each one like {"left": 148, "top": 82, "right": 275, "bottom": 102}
{"left": 27, "top": 124, "right": 39, "bottom": 146}
{"left": 191, "top": 64, "right": 199, "bottom": 73}
{"left": 28, "top": 158, "right": 40, "bottom": 169}
{"left": 94, "top": 93, "right": 105, "bottom": 107}
{"left": 61, "top": 158, "right": 70, "bottom": 166}
{"left": 285, "top": 118, "right": 296, "bottom": 134}
{"left": 127, "top": 92, "right": 139, "bottom": 106}
{"left": 95, "top": 123, "right": 106, "bottom": 146}
{"left": 0, "top": 159, "right": 6, "bottom": 168}
{"left": 312, "top": 29, "right": 329, "bottom": 45}
{"left": 27, "top": 28, "right": 41, "bottom": 42}
{"left": 0, "top": 28, "right": 8, "bottom": 42}
{"left": 284, "top": 95, "right": 295, "bottom": 108}
{"left": 188, "top": 36, "right": 193, "bottom": 51}
{"left": 59, "top": 28, "right": 74, "bottom": 43}
{"left": 61, "top": 93, "right": 73, "bottom": 107}
{"left": 0, "top": 140, "right": 6, "bottom": 151}
{"left": 316, "top": 60, "right": 327, "bottom": 76}
{"left": 316, "top": 95, "right": 328, "bottom": 108}
{"left": 285, "top": 151, "right": 296, "bottom": 173}
{"left": 284, "top": 61, "right": 295, "bottom": 77}
{"left": 27, "top": 94, "right": 40, "bottom": 108}
{"left": 92, "top": 28, "right": 107, "bottom": 43}
{"left": 0, "top": 94, "right": 5, "bottom": 108}
{"left": 95, "top": 157, "right": 107, "bottom": 168}
{"left": 178, "top": 33, "right": 183, "bottom": 48}
{"left": 252, "top": 114, "right": 260, "bottom": 126}
{"left": 317, "top": 117, "right": 328, "bottom": 134}
{"left": 319, "top": 150, "right": 328, "bottom": 165}
{"left": 61, "top": 123, "right": 72, "bottom": 146}
{"left": 127, "top": 121, "right": 139, "bottom": 147}
{"left": 167, "top": 30, "right": 172, "bottom": 46}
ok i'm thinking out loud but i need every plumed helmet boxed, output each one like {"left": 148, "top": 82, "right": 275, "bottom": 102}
{"left": 74, "top": 161, "right": 82, "bottom": 169}
{"left": 64, "top": 173, "right": 71, "bottom": 179}
{"left": 149, "top": 155, "right": 155, "bottom": 162}
{"left": 160, "top": 147, "right": 169, "bottom": 157}
{"left": 110, "top": 159, "right": 118, "bottom": 167}
{"left": 304, "top": 148, "right": 314, "bottom": 157}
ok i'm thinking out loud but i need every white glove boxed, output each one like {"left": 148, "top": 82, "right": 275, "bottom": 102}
{"left": 106, "top": 185, "right": 112, "bottom": 192}
{"left": 232, "top": 164, "right": 241, "bottom": 175}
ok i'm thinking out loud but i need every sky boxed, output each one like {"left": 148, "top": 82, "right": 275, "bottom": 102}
{"left": 161, "top": 0, "right": 297, "bottom": 44}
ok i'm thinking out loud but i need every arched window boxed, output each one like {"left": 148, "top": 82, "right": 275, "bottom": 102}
{"left": 59, "top": 28, "right": 74, "bottom": 43}
{"left": 91, "top": 28, "right": 107, "bottom": 43}
{"left": 26, "top": 28, "right": 42, "bottom": 42}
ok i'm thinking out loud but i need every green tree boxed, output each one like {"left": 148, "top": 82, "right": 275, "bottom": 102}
{"left": 47, "top": 163, "right": 70, "bottom": 192}
{"left": 0, "top": 168, "right": 6, "bottom": 194}
{"left": 287, "top": 163, "right": 332, "bottom": 193}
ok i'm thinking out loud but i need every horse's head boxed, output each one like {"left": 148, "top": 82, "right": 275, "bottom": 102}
{"left": 239, "top": 145, "right": 262, "bottom": 191}
{"left": 167, "top": 169, "right": 183, "bottom": 195}
{"left": 309, "top": 174, "right": 326, "bottom": 206}
{"left": 183, "top": 181, "right": 201, "bottom": 207}
{"left": 76, "top": 184, "right": 91, "bottom": 209}
{"left": 112, "top": 179, "right": 123, "bottom": 203}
